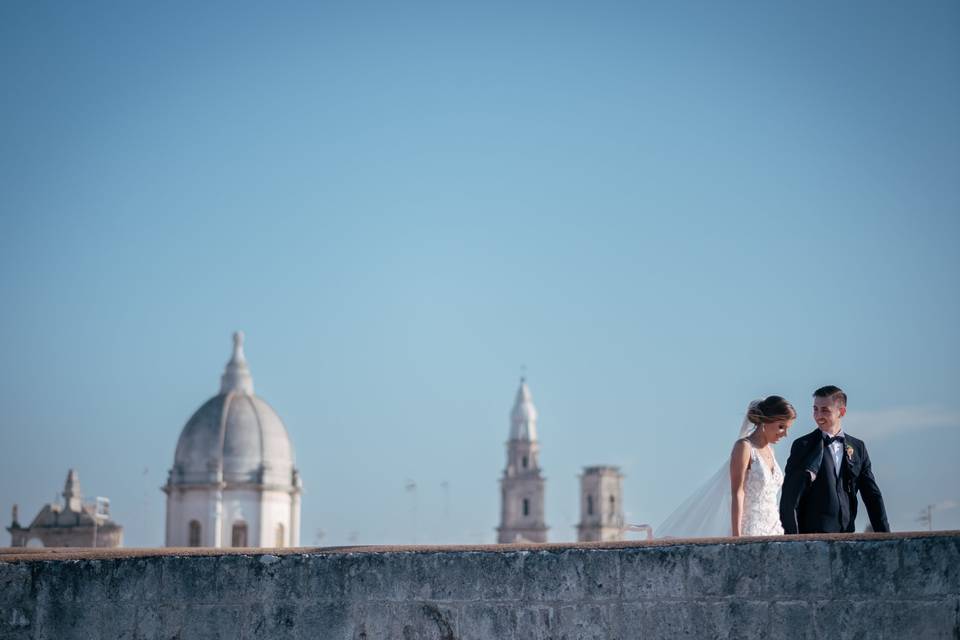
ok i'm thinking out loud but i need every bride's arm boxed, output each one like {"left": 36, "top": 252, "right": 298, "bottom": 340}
{"left": 729, "top": 440, "right": 751, "bottom": 537}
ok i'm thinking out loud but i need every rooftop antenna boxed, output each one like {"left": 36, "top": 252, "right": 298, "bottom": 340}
{"left": 405, "top": 479, "right": 418, "bottom": 544}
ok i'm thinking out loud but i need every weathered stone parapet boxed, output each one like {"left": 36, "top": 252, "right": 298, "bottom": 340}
{"left": 1, "top": 531, "right": 958, "bottom": 639}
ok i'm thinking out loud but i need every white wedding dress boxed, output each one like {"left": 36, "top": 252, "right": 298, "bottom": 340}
{"left": 656, "top": 402, "right": 785, "bottom": 538}
{"left": 739, "top": 439, "right": 784, "bottom": 536}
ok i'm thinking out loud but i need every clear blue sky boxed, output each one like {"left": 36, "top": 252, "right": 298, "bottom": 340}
{"left": 2, "top": 1, "right": 958, "bottom": 546}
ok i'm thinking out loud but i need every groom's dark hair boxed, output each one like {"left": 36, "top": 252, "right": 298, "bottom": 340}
{"left": 813, "top": 385, "right": 847, "bottom": 407}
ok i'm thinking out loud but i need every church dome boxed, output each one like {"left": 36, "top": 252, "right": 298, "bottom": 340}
{"left": 169, "top": 332, "right": 296, "bottom": 487}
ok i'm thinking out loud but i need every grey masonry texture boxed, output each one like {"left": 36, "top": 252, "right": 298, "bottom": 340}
{"left": 1, "top": 531, "right": 958, "bottom": 639}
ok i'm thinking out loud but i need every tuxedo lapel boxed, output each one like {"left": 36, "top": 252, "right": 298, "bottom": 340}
{"left": 839, "top": 439, "right": 856, "bottom": 491}
{"left": 801, "top": 430, "right": 825, "bottom": 476}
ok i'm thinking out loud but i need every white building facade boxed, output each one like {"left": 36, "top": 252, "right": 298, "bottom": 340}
{"left": 497, "top": 379, "right": 548, "bottom": 543}
{"left": 163, "top": 332, "right": 302, "bottom": 548}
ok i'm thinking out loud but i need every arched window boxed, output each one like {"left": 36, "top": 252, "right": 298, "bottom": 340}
{"left": 231, "top": 522, "right": 248, "bottom": 547}
{"left": 522, "top": 498, "right": 530, "bottom": 517}
{"left": 587, "top": 494, "right": 594, "bottom": 516}
{"left": 275, "top": 523, "right": 285, "bottom": 548}
{"left": 188, "top": 520, "right": 202, "bottom": 547}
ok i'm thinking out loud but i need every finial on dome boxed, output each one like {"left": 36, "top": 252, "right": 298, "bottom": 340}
{"left": 220, "top": 330, "right": 254, "bottom": 395}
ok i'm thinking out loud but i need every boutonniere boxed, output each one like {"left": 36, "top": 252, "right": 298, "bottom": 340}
{"left": 845, "top": 444, "right": 855, "bottom": 462}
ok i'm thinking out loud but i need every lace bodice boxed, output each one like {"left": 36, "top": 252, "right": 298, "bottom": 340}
{"left": 741, "top": 440, "right": 784, "bottom": 536}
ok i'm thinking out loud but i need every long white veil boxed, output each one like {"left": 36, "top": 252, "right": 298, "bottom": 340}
{"left": 655, "top": 400, "right": 762, "bottom": 538}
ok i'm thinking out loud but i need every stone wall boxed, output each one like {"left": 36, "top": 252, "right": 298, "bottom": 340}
{"left": 1, "top": 531, "right": 957, "bottom": 639}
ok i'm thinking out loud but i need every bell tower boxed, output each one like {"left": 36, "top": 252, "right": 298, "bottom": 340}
{"left": 497, "top": 378, "right": 548, "bottom": 543}
{"left": 576, "top": 466, "right": 624, "bottom": 542}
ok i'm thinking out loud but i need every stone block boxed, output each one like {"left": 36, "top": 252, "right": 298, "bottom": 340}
{"left": 271, "top": 554, "right": 315, "bottom": 603}
{"left": 132, "top": 604, "right": 162, "bottom": 640}
{"left": 888, "top": 599, "right": 959, "bottom": 639}
{"left": 302, "top": 553, "right": 348, "bottom": 602}
{"left": 809, "top": 598, "right": 959, "bottom": 640}
{"left": 768, "top": 601, "right": 815, "bottom": 639}
{"left": 215, "top": 554, "right": 251, "bottom": 601}
{"left": 517, "top": 606, "right": 556, "bottom": 640}
{"left": 95, "top": 602, "right": 138, "bottom": 639}
{"left": 766, "top": 540, "right": 832, "bottom": 599}
{"left": 33, "top": 602, "right": 100, "bottom": 640}
{"left": 0, "top": 605, "right": 33, "bottom": 635}
{"left": 0, "top": 562, "right": 31, "bottom": 606}
{"left": 522, "top": 550, "right": 584, "bottom": 602}
{"left": 405, "top": 551, "right": 483, "bottom": 602}
{"left": 349, "top": 601, "right": 394, "bottom": 639}
{"left": 522, "top": 549, "right": 617, "bottom": 603}
{"left": 621, "top": 544, "right": 687, "bottom": 599}
{"left": 618, "top": 599, "right": 770, "bottom": 640}
{"left": 410, "top": 602, "right": 460, "bottom": 640}
{"left": 895, "top": 536, "right": 960, "bottom": 597}
{"left": 151, "top": 603, "right": 188, "bottom": 639}
{"left": 57, "top": 559, "right": 110, "bottom": 604}
{"left": 555, "top": 603, "right": 611, "bottom": 640}
{"left": 577, "top": 549, "right": 620, "bottom": 599}
{"left": 619, "top": 602, "right": 697, "bottom": 638}
{"left": 179, "top": 604, "right": 245, "bottom": 640}
{"left": 829, "top": 540, "right": 899, "bottom": 598}
{"left": 474, "top": 551, "right": 525, "bottom": 601}
{"left": 86, "top": 560, "right": 115, "bottom": 603}
{"left": 339, "top": 552, "right": 405, "bottom": 601}
{"left": 160, "top": 555, "right": 218, "bottom": 604}
{"left": 105, "top": 558, "right": 156, "bottom": 603}
{"left": 243, "top": 601, "right": 300, "bottom": 639}
{"left": 461, "top": 603, "right": 517, "bottom": 640}
{"left": 348, "top": 602, "right": 458, "bottom": 640}
{"left": 701, "top": 599, "right": 770, "bottom": 640}
{"left": 295, "top": 602, "right": 354, "bottom": 640}
{"left": 684, "top": 543, "right": 766, "bottom": 597}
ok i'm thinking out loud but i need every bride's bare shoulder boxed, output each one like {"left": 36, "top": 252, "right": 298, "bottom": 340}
{"left": 730, "top": 438, "right": 752, "bottom": 459}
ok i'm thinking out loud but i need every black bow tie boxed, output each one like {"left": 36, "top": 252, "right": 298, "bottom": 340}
{"left": 823, "top": 435, "right": 845, "bottom": 445}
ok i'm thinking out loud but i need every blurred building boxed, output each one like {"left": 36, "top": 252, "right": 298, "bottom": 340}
{"left": 6, "top": 469, "right": 123, "bottom": 547}
{"left": 163, "top": 332, "right": 302, "bottom": 548}
{"left": 576, "top": 466, "right": 624, "bottom": 542}
{"left": 497, "top": 378, "right": 548, "bottom": 543}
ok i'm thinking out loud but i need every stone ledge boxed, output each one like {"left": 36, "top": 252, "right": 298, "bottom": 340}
{"left": 1, "top": 529, "right": 955, "bottom": 563}
{"left": 2, "top": 532, "right": 957, "bottom": 639}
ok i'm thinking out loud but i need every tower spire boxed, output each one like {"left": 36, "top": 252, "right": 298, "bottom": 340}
{"left": 220, "top": 331, "right": 254, "bottom": 395}
{"left": 63, "top": 469, "right": 82, "bottom": 512}
{"left": 498, "top": 378, "right": 548, "bottom": 543}
{"left": 509, "top": 378, "right": 538, "bottom": 441}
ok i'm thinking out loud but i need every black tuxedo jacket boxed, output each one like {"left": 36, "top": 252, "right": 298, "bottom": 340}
{"left": 779, "top": 428, "right": 889, "bottom": 534}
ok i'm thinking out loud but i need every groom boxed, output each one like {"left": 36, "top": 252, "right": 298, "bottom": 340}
{"left": 780, "top": 385, "right": 889, "bottom": 534}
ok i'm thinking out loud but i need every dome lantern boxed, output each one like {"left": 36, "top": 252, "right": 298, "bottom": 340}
{"left": 220, "top": 331, "right": 254, "bottom": 395}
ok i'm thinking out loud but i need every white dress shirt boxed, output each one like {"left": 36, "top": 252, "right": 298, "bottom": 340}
{"left": 824, "top": 429, "right": 844, "bottom": 477}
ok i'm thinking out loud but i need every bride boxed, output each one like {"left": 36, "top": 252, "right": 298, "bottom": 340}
{"left": 657, "top": 396, "right": 796, "bottom": 538}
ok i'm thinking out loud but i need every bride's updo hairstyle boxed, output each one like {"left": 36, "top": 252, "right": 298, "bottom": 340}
{"left": 746, "top": 396, "right": 797, "bottom": 425}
